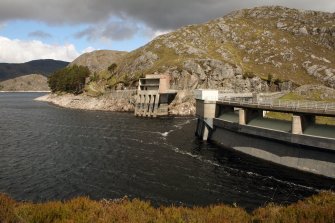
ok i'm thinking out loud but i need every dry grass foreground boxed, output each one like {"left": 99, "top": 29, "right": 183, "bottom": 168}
{"left": 0, "top": 191, "right": 334, "bottom": 223}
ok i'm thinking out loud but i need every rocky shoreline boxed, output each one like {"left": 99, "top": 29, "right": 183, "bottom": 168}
{"left": 35, "top": 93, "right": 135, "bottom": 112}
{"left": 35, "top": 92, "right": 196, "bottom": 116}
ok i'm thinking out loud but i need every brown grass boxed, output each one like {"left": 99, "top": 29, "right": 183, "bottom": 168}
{"left": 252, "top": 191, "right": 335, "bottom": 223}
{"left": 0, "top": 191, "right": 334, "bottom": 223}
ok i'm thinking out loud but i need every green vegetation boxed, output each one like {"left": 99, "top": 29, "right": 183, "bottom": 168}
{"left": 0, "top": 192, "right": 334, "bottom": 222}
{"left": 316, "top": 117, "right": 335, "bottom": 125}
{"left": 0, "top": 84, "right": 3, "bottom": 90}
{"left": 243, "top": 71, "right": 256, "bottom": 79}
{"left": 265, "top": 111, "right": 292, "bottom": 121}
{"left": 107, "top": 63, "right": 117, "bottom": 74}
{"left": 281, "top": 92, "right": 335, "bottom": 102}
{"left": 48, "top": 65, "right": 91, "bottom": 94}
{"left": 266, "top": 111, "right": 335, "bottom": 125}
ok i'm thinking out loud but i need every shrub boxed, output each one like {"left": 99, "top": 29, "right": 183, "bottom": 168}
{"left": 108, "top": 63, "right": 117, "bottom": 74}
{"left": 0, "top": 193, "right": 20, "bottom": 223}
{"left": 0, "top": 192, "right": 335, "bottom": 222}
{"left": 48, "top": 65, "right": 91, "bottom": 94}
{"left": 243, "top": 71, "right": 256, "bottom": 79}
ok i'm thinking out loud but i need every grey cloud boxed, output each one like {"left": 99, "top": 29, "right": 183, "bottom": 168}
{"left": 102, "top": 22, "right": 139, "bottom": 40}
{"left": 28, "top": 30, "right": 52, "bottom": 39}
{"left": 0, "top": 0, "right": 334, "bottom": 31}
{"left": 75, "top": 21, "right": 139, "bottom": 41}
{"left": 75, "top": 27, "right": 96, "bottom": 41}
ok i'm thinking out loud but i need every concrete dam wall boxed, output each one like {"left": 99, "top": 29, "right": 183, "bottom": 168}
{"left": 194, "top": 90, "right": 335, "bottom": 179}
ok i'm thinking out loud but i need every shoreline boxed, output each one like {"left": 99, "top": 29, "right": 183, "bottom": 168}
{"left": 35, "top": 93, "right": 135, "bottom": 112}
{"left": 35, "top": 93, "right": 196, "bottom": 116}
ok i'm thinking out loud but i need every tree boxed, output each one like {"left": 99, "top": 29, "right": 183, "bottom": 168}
{"left": 107, "top": 63, "right": 117, "bottom": 74}
{"left": 48, "top": 65, "right": 91, "bottom": 94}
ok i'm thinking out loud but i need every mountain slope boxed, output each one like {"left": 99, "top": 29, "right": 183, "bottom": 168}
{"left": 112, "top": 6, "right": 334, "bottom": 92}
{"left": 0, "top": 59, "right": 69, "bottom": 81}
{"left": 69, "top": 50, "right": 127, "bottom": 74}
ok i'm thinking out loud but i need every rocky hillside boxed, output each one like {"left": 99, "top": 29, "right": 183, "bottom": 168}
{"left": 69, "top": 50, "right": 127, "bottom": 74}
{"left": 0, "top": 74, "right": 49, "bottom": 91}
{"left": 110, "top": 6, "right": 334, "bottom": 93}
{"left": 0, "top": 59, "right": 69, "bottom": 81}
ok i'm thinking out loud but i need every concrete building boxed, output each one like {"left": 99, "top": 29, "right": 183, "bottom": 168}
{"left": 135, "top": 74, "right": 177, "bottom": 117}
{"left": 138, "top": 74, "right": 170, "bottom": 93}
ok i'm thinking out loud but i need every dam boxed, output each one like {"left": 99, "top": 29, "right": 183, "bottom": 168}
{"left": 195, "top": 89, "right": 335, "bottom": 179}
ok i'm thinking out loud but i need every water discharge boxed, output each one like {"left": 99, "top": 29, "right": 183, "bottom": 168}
{"left": 0, "top": 93, "right": 334, "bottom": 211}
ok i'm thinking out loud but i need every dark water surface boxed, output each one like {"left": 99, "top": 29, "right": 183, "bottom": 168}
{"left": 0, "top": 93, "right": 334, "bottom": 211}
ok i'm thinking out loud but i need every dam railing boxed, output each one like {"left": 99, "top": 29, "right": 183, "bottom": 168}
{"left": 219, "top": 97, "right": 335, "bottom": 113}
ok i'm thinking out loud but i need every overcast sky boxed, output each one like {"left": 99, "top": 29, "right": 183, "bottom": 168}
{"left": 0, "top": 0, "right": 334, "bottom": 63}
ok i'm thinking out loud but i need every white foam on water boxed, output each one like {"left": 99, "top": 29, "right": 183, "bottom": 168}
{"left": 173, "top": 118, "right": 196, "bottom": 129}
{"left": 158, "top": 132, "right": 168, "bottom": 137}
{"left": 166, "top": 144, "right": 221, "bottom": 167}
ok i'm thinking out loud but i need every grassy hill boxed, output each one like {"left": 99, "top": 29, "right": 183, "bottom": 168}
{"left": 0, "top": 74, "right": 49, "bottom": 91}
{"left": 69, "top": 50, "right": 127, "bottom": 74}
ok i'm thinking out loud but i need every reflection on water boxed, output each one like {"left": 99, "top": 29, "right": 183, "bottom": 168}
{"left": 0, "top": 92, "right": 334, "bottom": 211}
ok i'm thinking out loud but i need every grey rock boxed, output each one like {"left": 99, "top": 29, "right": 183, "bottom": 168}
{"left": 299, "top": 27, "right": 309, "bottom": 35}
{"left": 281, "top": 49, "right": 294, "bottom": 61}
{"left": 277, "top": 22, "right": 287, "bottom": 29}
{"left": 302, "top": 61, "right": 335, "bottom": 88}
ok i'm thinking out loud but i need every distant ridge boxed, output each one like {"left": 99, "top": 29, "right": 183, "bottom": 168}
{"left": 0, "top": 74, "right": 49, "bottom": 91}
{"left": 0, "top": 59, "right": 69, "bottom": 81}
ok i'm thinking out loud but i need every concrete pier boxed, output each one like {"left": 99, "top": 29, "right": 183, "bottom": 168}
{"left": 195, "top": 99, "right": 217, "bottom": 140}
{"left": 135, "top": 90, "right": 160, "bottom": 117}
{"left": 238, "top": 108, "right": 262, "bottom": 125}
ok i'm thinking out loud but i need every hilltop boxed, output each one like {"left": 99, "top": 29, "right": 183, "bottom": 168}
{"left": 0, "top": 59, "right": 69, "bottom": 81}
{"left": 69, "top": 50, "right": 127, "bottom": 74}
